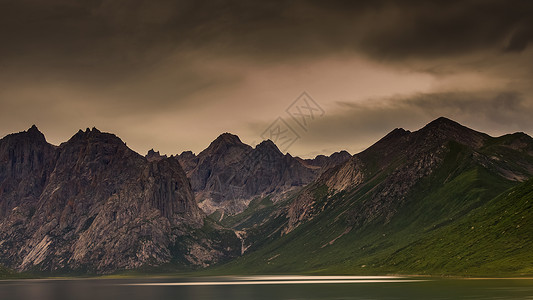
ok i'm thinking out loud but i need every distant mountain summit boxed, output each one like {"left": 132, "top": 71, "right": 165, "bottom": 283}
{"left": 415, "top": 116, "right": 490, "bottom": 149}
{"left": 209, "top": 132, "right": 245, "bottom": 147}
{"left": 200, "top": 132, "right": 248, "bottom": 156}
{"left": 255, "top": 139, "right": 284, "bottom": 158}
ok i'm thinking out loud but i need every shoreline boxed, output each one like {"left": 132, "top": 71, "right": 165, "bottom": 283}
{"left": 2, "top": 274, "right": 533, "bottom": 282}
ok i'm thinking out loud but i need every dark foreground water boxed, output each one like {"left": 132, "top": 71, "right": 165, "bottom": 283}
{"left": 1, "top": 276, "right": 532, "bottom": 300}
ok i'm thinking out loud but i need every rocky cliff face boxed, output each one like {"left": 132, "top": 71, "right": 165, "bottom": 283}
{"left": 0, "top": 127, "right": 237, "bottom": 273}
{"left": 176, "top": 133, "right": 350, "bottom": 215}
{"left": 299, "top": 150, "right": 352, "bottom": 174}
{"left": 0, "top": 125, "right": 56, "bottom": 219}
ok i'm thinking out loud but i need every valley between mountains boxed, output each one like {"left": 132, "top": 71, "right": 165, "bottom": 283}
{"left": 1, "top": 117, "right": 532, "bottom": 277}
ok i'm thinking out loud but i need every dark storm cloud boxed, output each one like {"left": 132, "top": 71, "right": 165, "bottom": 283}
{"left": 505, "top": 23, "right": 533, "bottom": 53}
{"left": 1, "top": 0, "right": 532, "bottom": 72}
{"left": 353, "top": 0, "right": 533, "bottom": 59}
{"left": 1, "top": 1, "right": 531, "bottom": 107}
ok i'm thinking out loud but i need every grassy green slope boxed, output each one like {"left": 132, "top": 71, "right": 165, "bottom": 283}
{"left": 380, "top": 177, "right": 533, "bottom": 276}
{"left": 205, "top": 142, "right": 531, "bottom": 276}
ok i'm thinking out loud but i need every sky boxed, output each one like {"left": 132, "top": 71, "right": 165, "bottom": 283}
{"left": 1, "top": 0, "right": 532, "bottom": 158}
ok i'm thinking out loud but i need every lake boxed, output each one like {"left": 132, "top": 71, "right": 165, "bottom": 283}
{"left": 1, "top": 276, "right": 532, "bottom": 300}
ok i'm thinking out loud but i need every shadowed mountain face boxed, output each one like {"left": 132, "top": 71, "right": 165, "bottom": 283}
{"left": 0, "top": 125, "right": 56, "bottom": 219}
{"left": 176, "top": 133, "right": 351, "bottom": 215}
{"left": 0, "top": 127, "right": 238, "bottom": 274}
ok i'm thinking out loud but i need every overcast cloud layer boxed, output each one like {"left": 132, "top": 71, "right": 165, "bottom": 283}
{"left": 1, "top": 0, "right": 532, "bottom": 157}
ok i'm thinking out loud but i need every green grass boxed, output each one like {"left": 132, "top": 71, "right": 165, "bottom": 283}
{"left": 378, "top": 177, "right": 533, "bottom": 276}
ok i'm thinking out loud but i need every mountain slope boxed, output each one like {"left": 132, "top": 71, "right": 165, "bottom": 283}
{"left": 208, "top": 117, "right": 533, "bottom": 276}
{"left": 377, "top": 177, "right": 533, "bottom": 276}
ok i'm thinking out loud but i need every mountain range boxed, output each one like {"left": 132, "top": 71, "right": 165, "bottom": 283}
{"left": 176, "top": 133, "right": 350, "bottom": 216}
{"left": 0, "top": 117, "right": 532, "bottom": 276}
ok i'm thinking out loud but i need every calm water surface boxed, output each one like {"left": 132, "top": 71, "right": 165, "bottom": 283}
{"left": 1, "top": 276, "right": 532, "bottom": 300}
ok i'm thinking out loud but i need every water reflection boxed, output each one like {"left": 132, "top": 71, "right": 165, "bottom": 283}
{"left": 1, "top": 277, "right": 532, "bottom": 300}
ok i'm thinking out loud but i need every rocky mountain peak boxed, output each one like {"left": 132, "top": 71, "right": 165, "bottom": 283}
{"left": 330, "top": 150, "right": 351, "bottom": 161}
{"left": 0, "top": 125, "right": 55, "bottom": 204}
{"left": 26, "top": 124, "right": 45, "bottom": 139}
{"left": 360, "top": 127, "right": 411, "bottom": 159}
{"left": 255, "top": 140, "right": 283, "bottom": 157}
{"left": 1, "top": 125, "right": 47, "bottom": 144}
{"left": 202, "top": 132, "right": 246, "bottom": 155}
{"left": 383, "top": 127, "right": 411, "bottom": 141}
{"left": 213, "top": 132, "right": 243, "bottom": 146}
{"left": 427, "top": 116, "right": 455, "bottom": 124}
{"left": 417, "top": 116, "right": 489, "bottom": 149}
{"left": 422, "top": 116, "right": 467, "bottom": 132}
{"left": 75, "top": 127, "right": 101, "bottom": 135}
{"left": 179, "top": 150, "right": 195, "bottom": 156}
{"left": 146, "top": 149, "right": 167, "bottom": 161}
{"left": 69, "top": 127, "right": 126, "bottom": 147}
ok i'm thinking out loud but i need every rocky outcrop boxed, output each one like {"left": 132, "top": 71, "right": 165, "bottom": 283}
{"left": 176, "top": 150, "right": 198, "bottom": 174}
{"left": 145, "top": 149, "right": 167, "bottom": 162}
{"left": 0, "top": 125, "right": 56, "bottom": 219}
{"left": 176, "top": 133, "right": 350, "bottom": 215}
{"left": 300, "top": 150, "right": 352, "bottom": 175}
{"left": 320, "top": 156, "right": 365, "bottom": 192}
{"left": 0, "top": 127, "right": 237, "bottom": 273}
